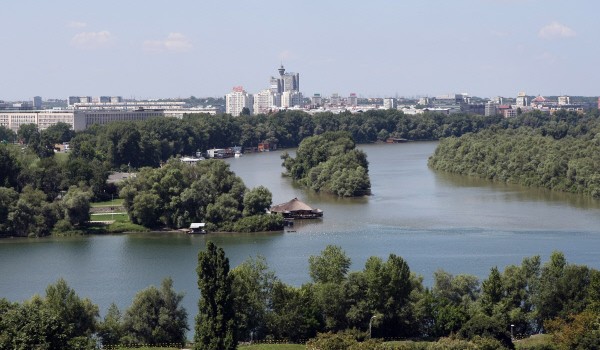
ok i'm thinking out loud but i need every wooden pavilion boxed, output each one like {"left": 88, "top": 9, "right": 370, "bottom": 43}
{"left": 269, "top": 198, "right": 323, "bottom": 219}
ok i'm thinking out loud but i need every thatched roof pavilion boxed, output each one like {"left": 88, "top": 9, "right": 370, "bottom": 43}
{"left": 269, "top": 198, "right": 323, "bottom": 219}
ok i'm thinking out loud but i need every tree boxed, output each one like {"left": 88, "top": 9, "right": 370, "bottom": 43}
{"left": 231, "top": 256, "right": 277, "bottom": 341}
{"left": 17, "top": 123, "right": 39, "bottom": 144}
{"left": 0, "top": 279, "right": 99, "bottom": 349}
{"left": 0, "top": 125, "right": 15, "bottom": 143}
{"left": 481, "top": 266, "right": 503, "bottom": 315}
{"left": 195, "top": 241, "right": 236, "bottom": 350}
{"left": 242, "top": 186, "right": 272, "bottom": 216}
{"left": 122, "top": 277, "right": 188, "bottom": 345}
{"left": 97, "top": 303, "right": 124, "bottom": 346}
{"left": 61, "top": 186, "right": 92, "bottom": 226}
{"left": 43, "top": 122, "right": 75, "bottom": 144}
{"left": 309, "top": 245, "right": 351, "bottom": 284}
{"left": 0, "top": 187, "right": 18, "bottom": 236}
{"left": 0, "top": 144, "right": 20, "bottom": 188}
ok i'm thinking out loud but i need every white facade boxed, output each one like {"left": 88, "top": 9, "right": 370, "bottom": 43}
{"left": 0, "top": 109, "right": 165, "bottom": 132}
{"left": 281, "top": 91, "right": 303, "bottom": 108}
{"left": 226, "top": 88, "right": 253, "bottom": 116}
{"left": 253, "top": 90, "right": 280, "bottom": 115}
{"left": 516, "top": 92, "right": 529, "bottom": 107}
{"left": 0, "top": 110, "right": 77, "bottom": 133}
{"left": 383, "top": 98, "right": 397, "bottom": 110}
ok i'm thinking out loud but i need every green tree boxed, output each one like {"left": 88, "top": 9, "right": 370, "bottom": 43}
{"left": 17, "top": 123, "right": 39, "bottom": 144}
{"left": 97, "top": 303, "right": 124, "bottom": 346}
{"left": 309, "top": 245, "right": 351, "bottom": 284}
{"left": 231, "top": 256, "right": 277, "bottom": 341}
{"left": 0, "top": 279, "right": 99, "bottom": 349}
{"left": 42, "top": 122, "right": 75, "bottom": 144}
{"left": 195, "top": 241, "right": 236, "bottom": 350}
{"left": 0, "top": 125, "right": 15, "bottom": 143}
{"left": 0, "top": 187, "right": 18, "bottom": 236}
{"left": 0, "top": 144, "right": 21, "bottom": 188}
{"left": 481, "top": 266, "right": 503, "bottom": 315}
{"left": 61, "top": 186, "right": 92, "bottom": 226}
{"left": 242, "top": 186, "right": 272, "bottom": 216}
{"left": 122, "top": 277, "right": 188, "bottom": 345}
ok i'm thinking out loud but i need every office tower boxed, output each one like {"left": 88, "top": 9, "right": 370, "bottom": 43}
{"left": 33, "top": 96, "right": 42, "bottom": 109}
{"left": 348, "top": 93, "right": 358, "bottom": 107}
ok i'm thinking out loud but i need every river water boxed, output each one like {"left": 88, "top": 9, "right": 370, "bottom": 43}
{"left": 1, "top": 141, "right": 600, "bottom": 325}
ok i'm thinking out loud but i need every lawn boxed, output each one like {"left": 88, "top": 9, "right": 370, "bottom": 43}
{"left": 89, "top": 213, "right": 130, "bottom": 222}
{"left": 239, "top": 344, "right": 305, "bottom": 350}
{"left": 515, "top": 334, "right": 554, "bottom": 349}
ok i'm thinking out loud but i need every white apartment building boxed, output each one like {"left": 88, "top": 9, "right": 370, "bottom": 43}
{"left": 226, "top": 87, "right": 253, "bottom": 116}
{"left": 253, "top": 90, "right": 281, "bottom": 115}
{"left": 281, "top": 91, "right": 303, "bottom": 108}
{"left": 383, "top": 98, "right": 397, "bottom": 110}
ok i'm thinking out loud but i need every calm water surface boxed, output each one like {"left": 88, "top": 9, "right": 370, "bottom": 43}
{"left": 2, "top": 141, "right": 600, "bottom": 327}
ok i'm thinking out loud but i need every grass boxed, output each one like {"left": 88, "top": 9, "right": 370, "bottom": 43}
{"left": 89, "top": 213, "right": 130, "bottom": 222}
{"left": 91, "top": 198, "right": 124, "bottom": 207}
{"left": 515, "top": 334, "right": 554, "bottom": 349}
{"left": 239, "top": 344, "right": 305, "bottom": 350}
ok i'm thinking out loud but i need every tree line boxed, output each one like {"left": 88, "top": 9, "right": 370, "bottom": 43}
{"left": 61, "top": 110, "right": 501, "bottom": 170}
{"left": 429, "top": 110, "right": 600, "bottom": 199}
{"left": 2, "top": 243, "right": 598, "bottom": 349}
{"left": 281, "top": 131, "right": 371, "bottom": 197}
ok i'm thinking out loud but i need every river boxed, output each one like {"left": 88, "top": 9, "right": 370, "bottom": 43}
{"left": 1, "top": 141, "right": 600, "bottom": 326}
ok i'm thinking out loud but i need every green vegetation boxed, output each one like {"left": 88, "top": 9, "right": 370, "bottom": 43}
{"left": 195, "top": 241, "right": 237, "bottom": 350}
{"left": 429, "top": 109, "right": 600, "bottom": 199}
{"left": 65, "top": 110, "right": 500, "bottom": 170}
{"left": 239, "top": 345, "right": 304, "bottom": 350}
{"left": 89, "top": 213, "right": 130, "bottom": 222}
{"left": 514, "top": 334, "right": 553, "bottom": 350}
{"left": 282, "top": 131, "right": 371, "bottom": 197}
{"left": 1, "top": 244, "right": 598, "bottom": 349}
{"left": 119, "top": 158, "right": 282, "bottom": 232}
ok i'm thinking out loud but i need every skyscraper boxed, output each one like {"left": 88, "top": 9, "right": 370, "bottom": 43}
{"left": 32, "top": 96, "right": 42, "bottom": 109}
{"left": 270, "top": 65, "right": 299, "bottom": 94}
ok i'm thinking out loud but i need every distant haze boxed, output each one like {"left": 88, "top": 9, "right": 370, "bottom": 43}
{"left": 1, "top": 0, "right": 599, "bottom": 100}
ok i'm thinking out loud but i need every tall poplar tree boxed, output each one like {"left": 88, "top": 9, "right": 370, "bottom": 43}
{"left": 195, "top": 241, "right": 237, "bottom": 350}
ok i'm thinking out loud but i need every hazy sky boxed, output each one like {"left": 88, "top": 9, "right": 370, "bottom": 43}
{"left": 2, "top": 0, "right": 598, "bottom": 100}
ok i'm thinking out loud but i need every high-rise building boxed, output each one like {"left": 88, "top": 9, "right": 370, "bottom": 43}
{"left": 348, "top": 93, "right": 358, "bottom": 107}
{"left": 311, "top": 93, "right": 322, "bottom": 108}
{"left": 383, "top": 98, "right": 397, "bottom": 110}
{"left": 516, "top": 92, "right": 528, "bottom": 107}
{"left": 269, "top": 65, "right": 299, "bottom": 94}
{"left": 226, "top": 86, "right": 253, "bottom": 116}
{"left": 32, "top": 96, "right": 42, "bottom": 109}
{"left": 281, "top": 91, "right": 303, "bottom": 108}
{"left": 330, "top": 93, "right": 340, "bottom": 107}
{"left": 253, "top": 89, "right": 280, "bottom": 115}
{"left": 485, "top": 101, "right": 497, "bottom": 116}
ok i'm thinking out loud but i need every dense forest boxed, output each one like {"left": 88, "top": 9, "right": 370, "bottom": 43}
{"left": 429, "top": 110, "right": 600, "bottom": 198}
{"left": 1, "top": 245, "right": 598, "bottom": 349}
{"left": 281, "top": 132, "right": 371, "bottom": 197}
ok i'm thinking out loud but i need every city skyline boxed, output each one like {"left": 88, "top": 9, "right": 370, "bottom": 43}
{"left": 2, "top": 0, "right": 599, "bottom": 100}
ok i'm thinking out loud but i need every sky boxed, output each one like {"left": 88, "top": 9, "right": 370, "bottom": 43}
{"left": 1, "top": 0, "right": 598, "bottom": 101}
